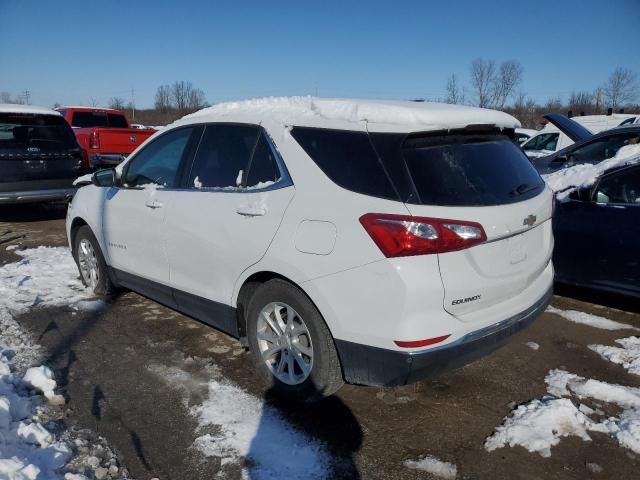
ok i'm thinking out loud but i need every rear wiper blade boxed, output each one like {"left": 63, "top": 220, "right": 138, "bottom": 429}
{"left": 509, "top": 183, "right": 539, "bottom": 196}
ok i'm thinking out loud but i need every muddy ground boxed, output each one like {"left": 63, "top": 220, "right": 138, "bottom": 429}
{"left": 1, "top": 203, "right": 639, "bottom": 480}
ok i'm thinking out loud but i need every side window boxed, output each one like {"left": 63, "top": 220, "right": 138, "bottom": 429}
{"left": 108, "top": 114, "right": 128, "bottom": 128}
{"left": 188, "top": 124, "right": 259, "bottom": 189}
{"left": 569, "top": 133, "right": 640, "bottom": 166}
{"left": 594, "top": 167, "right": 640, "bottom": 204}
{"left": 246, "top": 132, "right": 282, "bottom": 188}
{"left": 124, "top": 127, "right": 193, "bottom": 188}
{"left": 291, "top": 127, "right": 397, "bottom": 200}
{"left": 524, "top": 133, "right": 558, "bottom": 151}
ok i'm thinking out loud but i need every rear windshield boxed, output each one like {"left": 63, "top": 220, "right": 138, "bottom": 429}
{"left": 402, "top": 133, "right": 545, "bottom": 206}
{"left": 0, "top": 113, "right": 77, "bottom": 150}
{"left": 291, "top": 127, "right": 544, "bottom": 206}
{"left": 71, "top": 111, "right": 128, "bottom": 128}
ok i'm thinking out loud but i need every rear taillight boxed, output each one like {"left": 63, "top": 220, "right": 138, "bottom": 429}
{"left": 89, "top": 131, "right": 100, "bottom": 149}
{"left": 359, "top": 213, "right": 487, "bottom": 257}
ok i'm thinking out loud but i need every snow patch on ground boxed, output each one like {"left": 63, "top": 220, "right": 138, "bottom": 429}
{"left": 526, "top": 342, "right": 540, "bottom": 351}
{"left": 543, "top": 144, "right": 640, "bottom": 199}
{"left": 546, "top": 305, "right": 639, "bottom": 331}
{"left": 0, "top": 247, "right": 91, "bottom": 316}
{"left": 192, "top": 379, "right": 330, "bottom": 480}
{"left": 590, "top": 337, "right": 640, "bottom": 376}
{"left": 0, "top": 247, "right": 126, "bottom": 479}
{"left": 486, "top": 368, "right": 640, "bottom": 457}
{"left": 403, "top": 455, "right": 457, "bottom": 479}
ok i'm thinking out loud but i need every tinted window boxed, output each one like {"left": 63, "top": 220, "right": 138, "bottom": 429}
{"left": 567, "top": 133, "right": 640, "bottom": 166}
{"left": 246, "top": 132, "right": 281, "bottom": 188}
{"left": 523, "top": 132, "right": 559, "bottom": 151}
{"left": 595, "top": 167, "right": 640, "bottom": 204}
{"left": 71, "top": 111, "right": 109, "bottom": 128}
{"left": 108, "top": 113, "right": 128, "bottom": 128}
{"left": 291, "top": 127, "right": 397, "bottom": 200}
{"left": 124, "top": 127, "right": 193, "bottom": 187}
{"left": 403, "top": 133, "right": 544, "bottom": 206}
{"left": 0, "top": 113, "right": 77, "bottom": 150}
{"left": 188, "top": 124, "right": 258, "bottom": 189}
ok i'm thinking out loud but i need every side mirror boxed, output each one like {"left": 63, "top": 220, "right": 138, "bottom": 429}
{"left": 91, "top": 168, "right": 118, "bottom": 187}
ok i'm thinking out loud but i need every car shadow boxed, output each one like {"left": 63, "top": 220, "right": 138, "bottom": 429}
{"left": 0, "top": 202, "right": 67, "bottom": 222}
{"left": 247, "top": 387, "right": 362, "bottom": 479}
{"left": 555, "top": 282, "right": 640, "bottom": 314}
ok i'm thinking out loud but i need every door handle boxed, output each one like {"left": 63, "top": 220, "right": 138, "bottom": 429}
{"left": 236, "top": 206, "right": 266, "bottom": 217}
{"left": 145, "top": 199, "right": 163, "bottom": 209}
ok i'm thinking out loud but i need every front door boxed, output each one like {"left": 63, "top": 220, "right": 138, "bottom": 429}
{"left": 103, "top": 126, "right": 197, "bottom": 291}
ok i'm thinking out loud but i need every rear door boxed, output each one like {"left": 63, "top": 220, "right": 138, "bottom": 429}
{"left": 0, "top": 113, "right": 83, "bottom": 189}
{"left": 164, "top": 125, "right": 294, "bottom": 314}
{"left": 395, "top": 131, "right": 553, "bottom": 318}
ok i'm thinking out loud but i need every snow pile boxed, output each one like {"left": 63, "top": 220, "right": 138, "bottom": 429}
{"left": 403, "top": 455, "right": 457, "bottom": 479}
{"left": 183, "top": 96, "right": 520, "bottom": 129}
{"left": 485, "top": 397, "right": 604, "bottom": 457}
{"left": 23, "top": 366, "right": 64, "bottom": 405}
{"left": 0, "top": 247, "right": 90, "bottom": 316}
{"left": 486, "top": 368, "right": 640, "bottom": 456}
{"left": 526, "top": 342, "right": 540, "bottom": 351}
{"left": 590, "top": 337, "right": 640, "bottom": 376}
{"left": 546, "top": 305, "right": 639, "bottom": 331}
{"left": 0, "top": 349, "right": 73, "bottom": 479}
{"left": 543, "top": 144, "right": 640, "bottom": 198}
{"left": 72, "top": 174, "right": 92, "bottom": 186}
{"left": 192, "top": 379, "right": 330, "bottom": 479}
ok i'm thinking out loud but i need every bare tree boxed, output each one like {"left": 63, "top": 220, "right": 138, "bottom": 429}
{"left": 602, "top": 67, "right": 638, "bottom": 108}
{"left": 445, "top": 74, "right": 463, "bottom": 104}
{"left": 108, "top": 97, "right": 126, "bottom": 110}
{"left": 568, "top": 91, "right": 594, "bottom": 115}
{"left": 88, "top": 97, "right": 98, "bottom": 107}
{"left": 470, "top": 58, "right": 497, "bottom": 108}
{"left": 0, "top": 92, "right": 24, "bottom": 104}
{"left": 544, "top": 97, "right": 563, "bottom": 112}
{"left": 154, "top": 84, "right": 172, "bottom": 113}
{"left": 170, "top": 81, "right": 206, "bottom": 113}
{"left": 492, "top": 60, "right": 524, "bottom": 108}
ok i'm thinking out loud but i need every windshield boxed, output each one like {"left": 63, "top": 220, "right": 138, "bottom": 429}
{"left": 0, "top": 113, "right": 77, "bottom": 150}
{"left": 402, "top": 132, "right": 545, "bottom": 206}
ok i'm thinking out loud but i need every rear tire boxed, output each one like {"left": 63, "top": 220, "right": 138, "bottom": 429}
{"left": 73, "top": 225, "right": 113, "bottom": 296}
{"left": 246, "top": 279, "right": 344, "bottom": 403}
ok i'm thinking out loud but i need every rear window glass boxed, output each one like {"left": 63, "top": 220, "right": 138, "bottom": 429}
{"left": 0, "top": 113, "right": 77, "bottom": 150}
{"left": 291, "top": 127, "right": 397, "bottom": 200}
{"left": 403, "top": 133, "right": 545, "bottom": 206}
{"left": 108, "top": 113, "right": 128, "bottom": 128}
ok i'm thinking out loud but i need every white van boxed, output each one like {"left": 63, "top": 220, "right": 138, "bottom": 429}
{"left": 522, "top": 113, "right": 640, "bottom": 159}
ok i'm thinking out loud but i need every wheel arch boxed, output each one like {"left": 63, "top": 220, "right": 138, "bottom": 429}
{"left": 69, "top": 217, "right": 89, "bottom": 258}
{"left": 234, "top": 270, "right": 331, "bottom": 343}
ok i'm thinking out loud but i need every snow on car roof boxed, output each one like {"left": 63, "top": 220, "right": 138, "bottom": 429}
{"left": 0, "top": 104, "right": 61, "bottom": 116}
{"left": 181, "top": 96, "right": 520, "bottom": 131}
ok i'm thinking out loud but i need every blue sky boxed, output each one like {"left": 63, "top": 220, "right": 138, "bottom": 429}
{"left": 1, "top": 0, "right": 639, "bottom": 109}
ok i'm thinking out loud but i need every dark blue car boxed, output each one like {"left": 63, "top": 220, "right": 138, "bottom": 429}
{"left": 553, "top": 163, "right": 640, "bottom": 298}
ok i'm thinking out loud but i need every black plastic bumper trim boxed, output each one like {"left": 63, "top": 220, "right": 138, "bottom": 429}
{"left": 335, "top": 286, "right": 553, "bottom": 387}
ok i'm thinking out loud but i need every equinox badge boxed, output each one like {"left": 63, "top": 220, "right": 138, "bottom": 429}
{"left": 523, "top": 214, "right": 537, "bottom": 227}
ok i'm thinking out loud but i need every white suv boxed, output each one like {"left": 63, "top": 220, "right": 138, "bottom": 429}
{"left": 67, "top": 97, "right": 554, "bottom": 402}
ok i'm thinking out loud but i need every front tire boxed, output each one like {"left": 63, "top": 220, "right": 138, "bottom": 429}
{"left": 247, "top": 279, "right": 344, "bottom": 402}
{"left": 73, "top": 225, "right": 113, "bottom": 296}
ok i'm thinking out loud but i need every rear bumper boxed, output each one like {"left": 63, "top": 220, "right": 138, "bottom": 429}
{"left": 91, "top": 154, "right": 126, "bottom": 168}
{"left": 0, "top": 187, "right": 76, "bottom": 204}
{"left": 335, "top": 285, "right": 553, "bottom": 386}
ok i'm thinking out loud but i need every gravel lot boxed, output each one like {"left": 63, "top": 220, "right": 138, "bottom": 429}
{"left": 2, "top": 203, "right": 639, "bottom": 480}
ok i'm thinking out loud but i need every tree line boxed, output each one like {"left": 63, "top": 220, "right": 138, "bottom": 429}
{"left": 443, "top": 60, "right": 639, "bottom": 128}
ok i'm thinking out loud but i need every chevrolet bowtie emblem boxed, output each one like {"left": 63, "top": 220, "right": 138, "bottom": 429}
{"left": 523, "top": 214, "right": 537, "bottom": 227}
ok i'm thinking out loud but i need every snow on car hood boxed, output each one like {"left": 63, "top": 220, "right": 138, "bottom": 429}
{"left": 543, "top": 144, "right": 640, "bottom": 198}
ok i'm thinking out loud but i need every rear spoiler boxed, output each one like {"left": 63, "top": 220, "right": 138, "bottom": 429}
{"left": 543, "top": 113, "right": 592, "bottom": 142}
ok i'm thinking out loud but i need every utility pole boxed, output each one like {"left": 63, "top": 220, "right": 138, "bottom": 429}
{"left": 131, "top": 88, "right": 135, "bottom": 121}
{"left": 21, "top": 89, "right": 31, "bottom": 105}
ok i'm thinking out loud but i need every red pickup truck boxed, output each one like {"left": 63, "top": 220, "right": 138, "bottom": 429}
{"left": 56, "top": 107, "right": 155, "bottom": 170}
